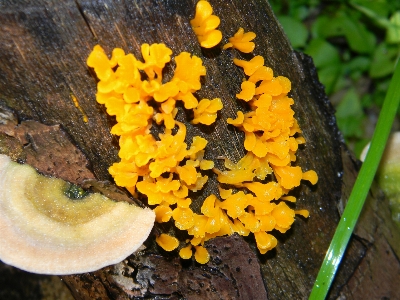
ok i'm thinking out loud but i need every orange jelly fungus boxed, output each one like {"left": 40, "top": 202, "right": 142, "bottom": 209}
{"left": 179, "top": 245, "right": 193, "bottom": 259}
{"left": 223, "top": 27, "right": 256, "bottom": 53}
{"left": 194, "top": 245, "right": 210, "bottom": 264}
{"left": 87, "top": 5, "right": 318, "bottom": 264}
{"left": 88, "top": 43, "right": 222, "bottom": 262}
{"left": 156, "top": 234, "right": 180, "bottom": 251}
{"left": 212, "top": 49, "right": 319, "bottom": 256}
{"left": 190, "top": 1, "right": 222, "bottom": 48}
{"left": 192, "top": 98, "right": 223, "bottom": 125}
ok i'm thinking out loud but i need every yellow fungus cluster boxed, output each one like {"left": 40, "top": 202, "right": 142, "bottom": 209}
{"left": 165, "top": 20, "right": 316, "bottom": 261}
{"left": 227, "top": 54, "right": 319, "bottom": 189}
{"left": 207, "top": 51, "right": 319, "bottom": 255}
{"left": 87, "top": 0, "right": 318, "bottom": 265}
{"left": 190, "top": 0, "right": 222, "bottom": 48}
{"left": 87, "top": 43, "right": 224, "bottom": 262}
{"left": 223, "top": 28, "right": 256, "bottom": 53}
{"left": 87, "top": 43, "right": 221, "bottom": 192}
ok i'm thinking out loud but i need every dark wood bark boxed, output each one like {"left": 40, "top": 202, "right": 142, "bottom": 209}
{"left": 0, "top": 0, "right": 399, "bottom": 299}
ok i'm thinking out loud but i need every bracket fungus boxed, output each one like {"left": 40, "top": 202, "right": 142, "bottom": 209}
{"left": 361, "top": 132, "right": 400, "bottom": 222}
{"left": 0, "top": 154, "right": 155, "bottom": 275}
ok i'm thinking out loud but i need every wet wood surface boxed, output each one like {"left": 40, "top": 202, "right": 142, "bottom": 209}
{"left": 0, "top": 0, "right": 399, "bottom": 299}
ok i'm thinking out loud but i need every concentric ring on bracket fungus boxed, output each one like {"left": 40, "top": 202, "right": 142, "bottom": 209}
{"left": 0, "top": 154, "right": 155, "bottom": 275}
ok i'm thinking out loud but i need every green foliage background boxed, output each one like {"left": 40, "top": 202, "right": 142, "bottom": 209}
{"left": 271, "top": 0, "right": 400, "bottom": 156}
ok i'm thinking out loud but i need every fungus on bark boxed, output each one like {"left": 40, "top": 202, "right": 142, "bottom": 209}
{"left": 0, "top": 154, "right": 155, "bottom": 275}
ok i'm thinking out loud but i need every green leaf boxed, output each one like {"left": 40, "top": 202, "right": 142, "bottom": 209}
{"left": 371, "top": 79, "right": 391, "bottom": 107}
{"left": 387, "top": 11, "right": 400, "bottom": 44}
{"left": 351, "top": 3, "right": 400, "bottom": 42}
{"left": 305, "top": 38, "right": 340, "bottom": 68}
{"left": 336, "top": 115, "right": 364, "bottom": 138}
{"left": 291, "top": 5, "right": 309, "bottom": 21}
{"left": 350, "top": 0, "right": 392, "bottom": 28}
{"left": 312, "top": 13, "right": 376, "bottom": 54}
{"left": 340, "top": 16, "right": 376, "bottom": 54}
{"left": 305, "top": 39, "right": 342, "bottom": 94}
{"left": 361, "top": 93, "right": 373, "bottom": 108}
{"left": 354, "top": 138, "right": 370, "bottom": 158}
{"left": 350, "top": 0, "right": 391, "bottom": 18}
{"left": 335, "top": 88, "right": 364, "bottom": 138}
{"left": 369, "top": 43, "right": 398, "bottom": 78}
{"left": 278, "top": 16, "right": 309, "bottom": 48}
{"left": 346, "top": 56, "right": 371, "bottom": 73}
{"left": 345, "top": 56, "right": 371, "bottom": 80}
{"left": 335, "top": 88, "right": 363, "bottom": 118}
{"left": 311, "top": 15, "right": 343, "bottom": 39}
{"left": 317, "top": 65, "right": 342, "bottom": 95}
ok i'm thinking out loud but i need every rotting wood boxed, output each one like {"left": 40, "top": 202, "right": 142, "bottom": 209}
{"left": 0, "top": 0, "right": 399, "bottom": 299}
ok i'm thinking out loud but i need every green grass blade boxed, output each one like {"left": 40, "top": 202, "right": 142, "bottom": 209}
{"left": 309, "top": 60, "right": 400, "bottom": 300}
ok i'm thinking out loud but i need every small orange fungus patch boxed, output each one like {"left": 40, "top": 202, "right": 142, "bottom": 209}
{"left": 236, "top": 81, "right": 256, "bottom": 101}
{"left": 156, "top": 234, "right": 179, "bottom": 251}
{"left": 192, "top": 98, "right": 223, "bottom": 125}
{"left": 295, "top": 209, "right": 310, "bottom": 218}
{"left": 154, "top": 204, "right": 173, "bottom": 223}
{"left": 302, "top": 170, "right": 319, "bottom": 185}
{"left": 87, "top": 2, "right": 318, "bottom": 264}
{"left": 194, "top": 245, "right": 210, "bottom": 264}
{"left": 223, "top": 27, "right": 256, "bottom": 53}
{"left": 254, "top": 231, "right": 277, "bottom": 254}
{"left": 190, "top": 1, "right": 222, "bottom": 48}
{"left": 179, "top": 245, "right": 193, "bottom": 259}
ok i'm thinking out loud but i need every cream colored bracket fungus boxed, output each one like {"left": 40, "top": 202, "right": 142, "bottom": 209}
{"left": 360, "top": 132, "right": 400, "bottom": 222}
{"left": 0, "top": 154, "right": 155, "bottom": 275}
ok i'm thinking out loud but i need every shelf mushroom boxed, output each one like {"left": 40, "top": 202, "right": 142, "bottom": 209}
{"left": 360, "top": 132, "right": 400, "bottom": 222}
{"left": 0, "top": 154, "right": 155, "bottom": 275}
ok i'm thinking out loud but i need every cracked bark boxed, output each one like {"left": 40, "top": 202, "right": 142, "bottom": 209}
{"left": 0, "top": 0, "right": 399, "bottom": 299}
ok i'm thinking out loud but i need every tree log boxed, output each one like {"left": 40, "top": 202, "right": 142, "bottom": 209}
{"left": 0, "top": 0, "right": 399, "bottom": 299}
